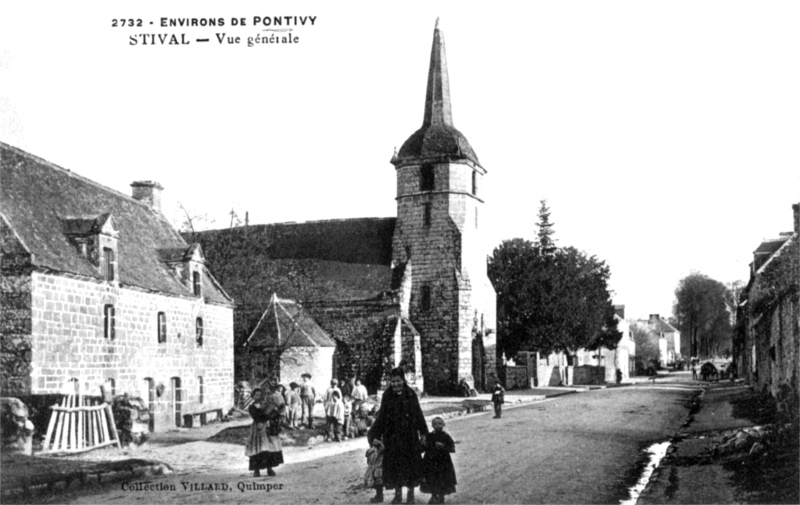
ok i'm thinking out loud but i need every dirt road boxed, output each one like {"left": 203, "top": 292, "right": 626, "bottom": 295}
{"left": 40, "top": 384, "right": 697, "bottom": 505}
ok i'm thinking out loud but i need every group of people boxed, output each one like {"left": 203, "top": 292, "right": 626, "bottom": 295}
{"left": 246, "top": 369, "right": 505, "bottom": 504}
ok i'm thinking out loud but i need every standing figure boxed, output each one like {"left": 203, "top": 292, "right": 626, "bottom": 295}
{"left": 490, "top": 382, "right": 505, "bottom": 419}
{"left": 353, "top": 378, "right": 369, "bottom": 402}
{"left": 325, "top": 390, "right": 344, "bottom": 442}
{"left": 286, "top": 382, "right": 302, "bottom": 429}
{"left": 365, "top": 439, "right": 386, "bottom": 503}
{"left": 245, "top": 385, "right": 285, "bottom": 477}
{"left": 691, "top": 364, "right": 698, "bottom": 381}
{"left": 420, "top": 417, "right": 457, "bottom": 504}
{"left": 324, "top": 379, "right": 342, "bottom": 411}
{"left": 299, "top": 373, "right": 316, "bottom": 429}
{"left": 342, "top": 394, "right": 353, "bottom": 439}
{"left": 368, "top": 367, "right": 429, "bottom": 504}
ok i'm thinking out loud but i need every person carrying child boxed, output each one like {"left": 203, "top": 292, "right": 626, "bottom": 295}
{"left": 365, "top": 438, "right": 385, "bottom": 503}
{"left": 490, "top": 381, "right": 505, "bottom": 419}
{"left": 420, "top": 417, "right": 456, "bottom": 504}
{"left": 325, "top": 390, "right": 344, "bottom": 442}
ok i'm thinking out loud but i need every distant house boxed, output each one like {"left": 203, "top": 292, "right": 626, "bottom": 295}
{"left": 736, "top": 203, "right": 799, "bottom": 399}
{"left": 633, "top": 314, "right": 681, "bottom": 368}
{"left": 0, "top": 143, "right": 235, "bottom": 432}
{"left": 572, "top": 305, "right": 636, "bottom": 383}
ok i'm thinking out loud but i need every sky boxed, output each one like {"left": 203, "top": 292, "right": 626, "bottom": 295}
{"left": 1, "top": 1, "right": 798, "bottom": 322}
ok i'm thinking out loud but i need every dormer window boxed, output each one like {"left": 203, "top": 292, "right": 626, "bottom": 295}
{"left": 420, "top": 164, "right": 435, "bottom": 191}
{"left": 193, "top": 271, "right": 201, "bottom": 296}
{"left": 103, "top": 247, "right": 115, "bottom": 281}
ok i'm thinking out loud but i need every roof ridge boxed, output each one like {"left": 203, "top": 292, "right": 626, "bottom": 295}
{"left": 0, "top": 142, "right": 157, "bottom": 213}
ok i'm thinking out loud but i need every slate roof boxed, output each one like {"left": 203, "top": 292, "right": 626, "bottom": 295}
{"left": 396, "top": 19, "right": 479, "bottom": 166}
{"left": 192, "top": 218, "right": 395, "bottom": 306}
{"left": 246, "top": 294, "right": 335, "bottom": 348}
{"left": 0, "top": 142, "right": 232, "bottom": 305}
{"left": 753, "top": 236, "right": 792, "bottom": 272}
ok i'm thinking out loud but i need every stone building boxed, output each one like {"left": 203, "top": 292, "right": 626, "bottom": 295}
{"left": 633, "top": 314, "right": 681, "bottom": 367}
{"left": 0, "top": 142, "right": 235, "bottom": 432}
{"left": 242, "top": 294, "right": 336, "bottom": 396}
{"left": 736, "top": 203, "right": 799, "bottom": 400}
{"left": 194, "top": 20, "right": 497, "bottom": 395}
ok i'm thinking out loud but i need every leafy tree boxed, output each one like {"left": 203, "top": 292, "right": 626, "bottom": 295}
{"left": 488, "top": 237, "right": 620, "bottom": 361}
{"left": 673, "top": 273, "right": 732, "bottom": 359}
{"left": 632, "top": 324, "right": 660, "bottom": 373}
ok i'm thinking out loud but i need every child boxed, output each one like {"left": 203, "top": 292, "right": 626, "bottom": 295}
{"left": 491, "top": 381, "right": 505, "bottom": 419}
{"left": 364, "top": 438, "right": 385, "bottom": 503}
{"left": 286, "top": 382, "right": 301, "bottom": 429}
{"left": 325, "top": 390, "right": 344, "bottom": 442}
{"left": 420, "top": 417, "right": 456, "bottom": 504}
{"left": 342, "top": 394, "right": 353, "bottom": 440}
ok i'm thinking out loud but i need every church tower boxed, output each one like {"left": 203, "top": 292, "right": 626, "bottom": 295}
{"left": 391, "top": 20, "right": 497, "bottom": 394}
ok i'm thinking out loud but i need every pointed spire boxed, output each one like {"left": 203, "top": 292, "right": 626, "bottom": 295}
{"left": 423, "top": 18, "right": 453, "bottom": 127}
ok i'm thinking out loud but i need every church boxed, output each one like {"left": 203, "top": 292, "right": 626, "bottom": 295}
{"left": 194, "top": 20, "right": 497, "bottom": 395}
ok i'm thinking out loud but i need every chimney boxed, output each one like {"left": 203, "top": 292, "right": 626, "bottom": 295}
{"left": 131, "top": 181, "right": 163, "bottom": 212}
{"left": 649, "top": 314, "right": 660, "bottom": 324}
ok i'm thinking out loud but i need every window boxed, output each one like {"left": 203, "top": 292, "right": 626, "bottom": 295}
{"left": 423, "top": 203, "right": 432, "bottom": 227}
{"left": 104, "top": 304, "right": 115, "bottom": 340}
{"left": 157, "top": 312, "right": 167, "bottom": 343}
{"left": 472, "top": 171, "right": 477, "bottom": 196}
{"left": 103, "top": 247, "right": 115, "bottom": 281}
{"left": 198, "top": 376, "right": 204, "bottom": 404}
{"left": 196, "top": 317, "right": 204, "bottom": 347}
{"left": 421, "top": 285, "right": 431, "bottom": 311}
{"left": 193, "top": 271, "right": 201, "bottom": 296}
{"left": 420, "top": 164, "right": 434, "bottom": 191}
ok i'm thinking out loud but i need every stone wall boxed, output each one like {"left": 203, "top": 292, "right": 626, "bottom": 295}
{"left": 573, "top": 365, "right": 605, "bottom": 385}
{"left": 504, "top": 366, "right": 528, "bottom": 389}
{"left": 1, "top": 219, "right": 34, "bottom": 395}
{"left": 20, "top": 271, "right": 233, "bottom": 431}
{"left": 304, "top": 298, "right": 418, "bottom": 393}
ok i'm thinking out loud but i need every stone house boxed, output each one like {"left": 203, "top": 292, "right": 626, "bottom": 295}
{"left": 574, "top": 305, "right": 636, "bottom": 382}
{"left": 194, "top": 20, "right": 497, "bottom": 395}
{"left": 0, "top": 142, "right": 235, "bottom": 432}
{"left": 736, "top": 203, "right": 799, "bottom": 400}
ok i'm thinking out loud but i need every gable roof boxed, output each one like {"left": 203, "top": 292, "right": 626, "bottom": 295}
{"left": 0, "top": 142, "right": 232, "bottom": 305}
{"left": 246, "top": 294, "right": 335, "bottom": 348}
{"left": 754, "top": 234, "right": 795, "bottom": 274}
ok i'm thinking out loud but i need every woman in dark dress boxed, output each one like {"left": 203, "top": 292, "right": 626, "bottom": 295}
{"left": 368, "top": 368, "right": 429, "bottom": 504}
{"left": 245, "top": 385, "right": 285, "bottom": 477}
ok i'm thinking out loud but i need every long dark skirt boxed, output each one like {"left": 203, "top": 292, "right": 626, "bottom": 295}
{"left": 249, "top": 451, "right": 284, "bottom": 470}
{"left": 420, "top": 450, "right": 456, "bottom": 495}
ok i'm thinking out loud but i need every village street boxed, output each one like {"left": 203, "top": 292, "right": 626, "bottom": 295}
{"left": 46, "top": 379, "right": 700, "bottom": 505}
